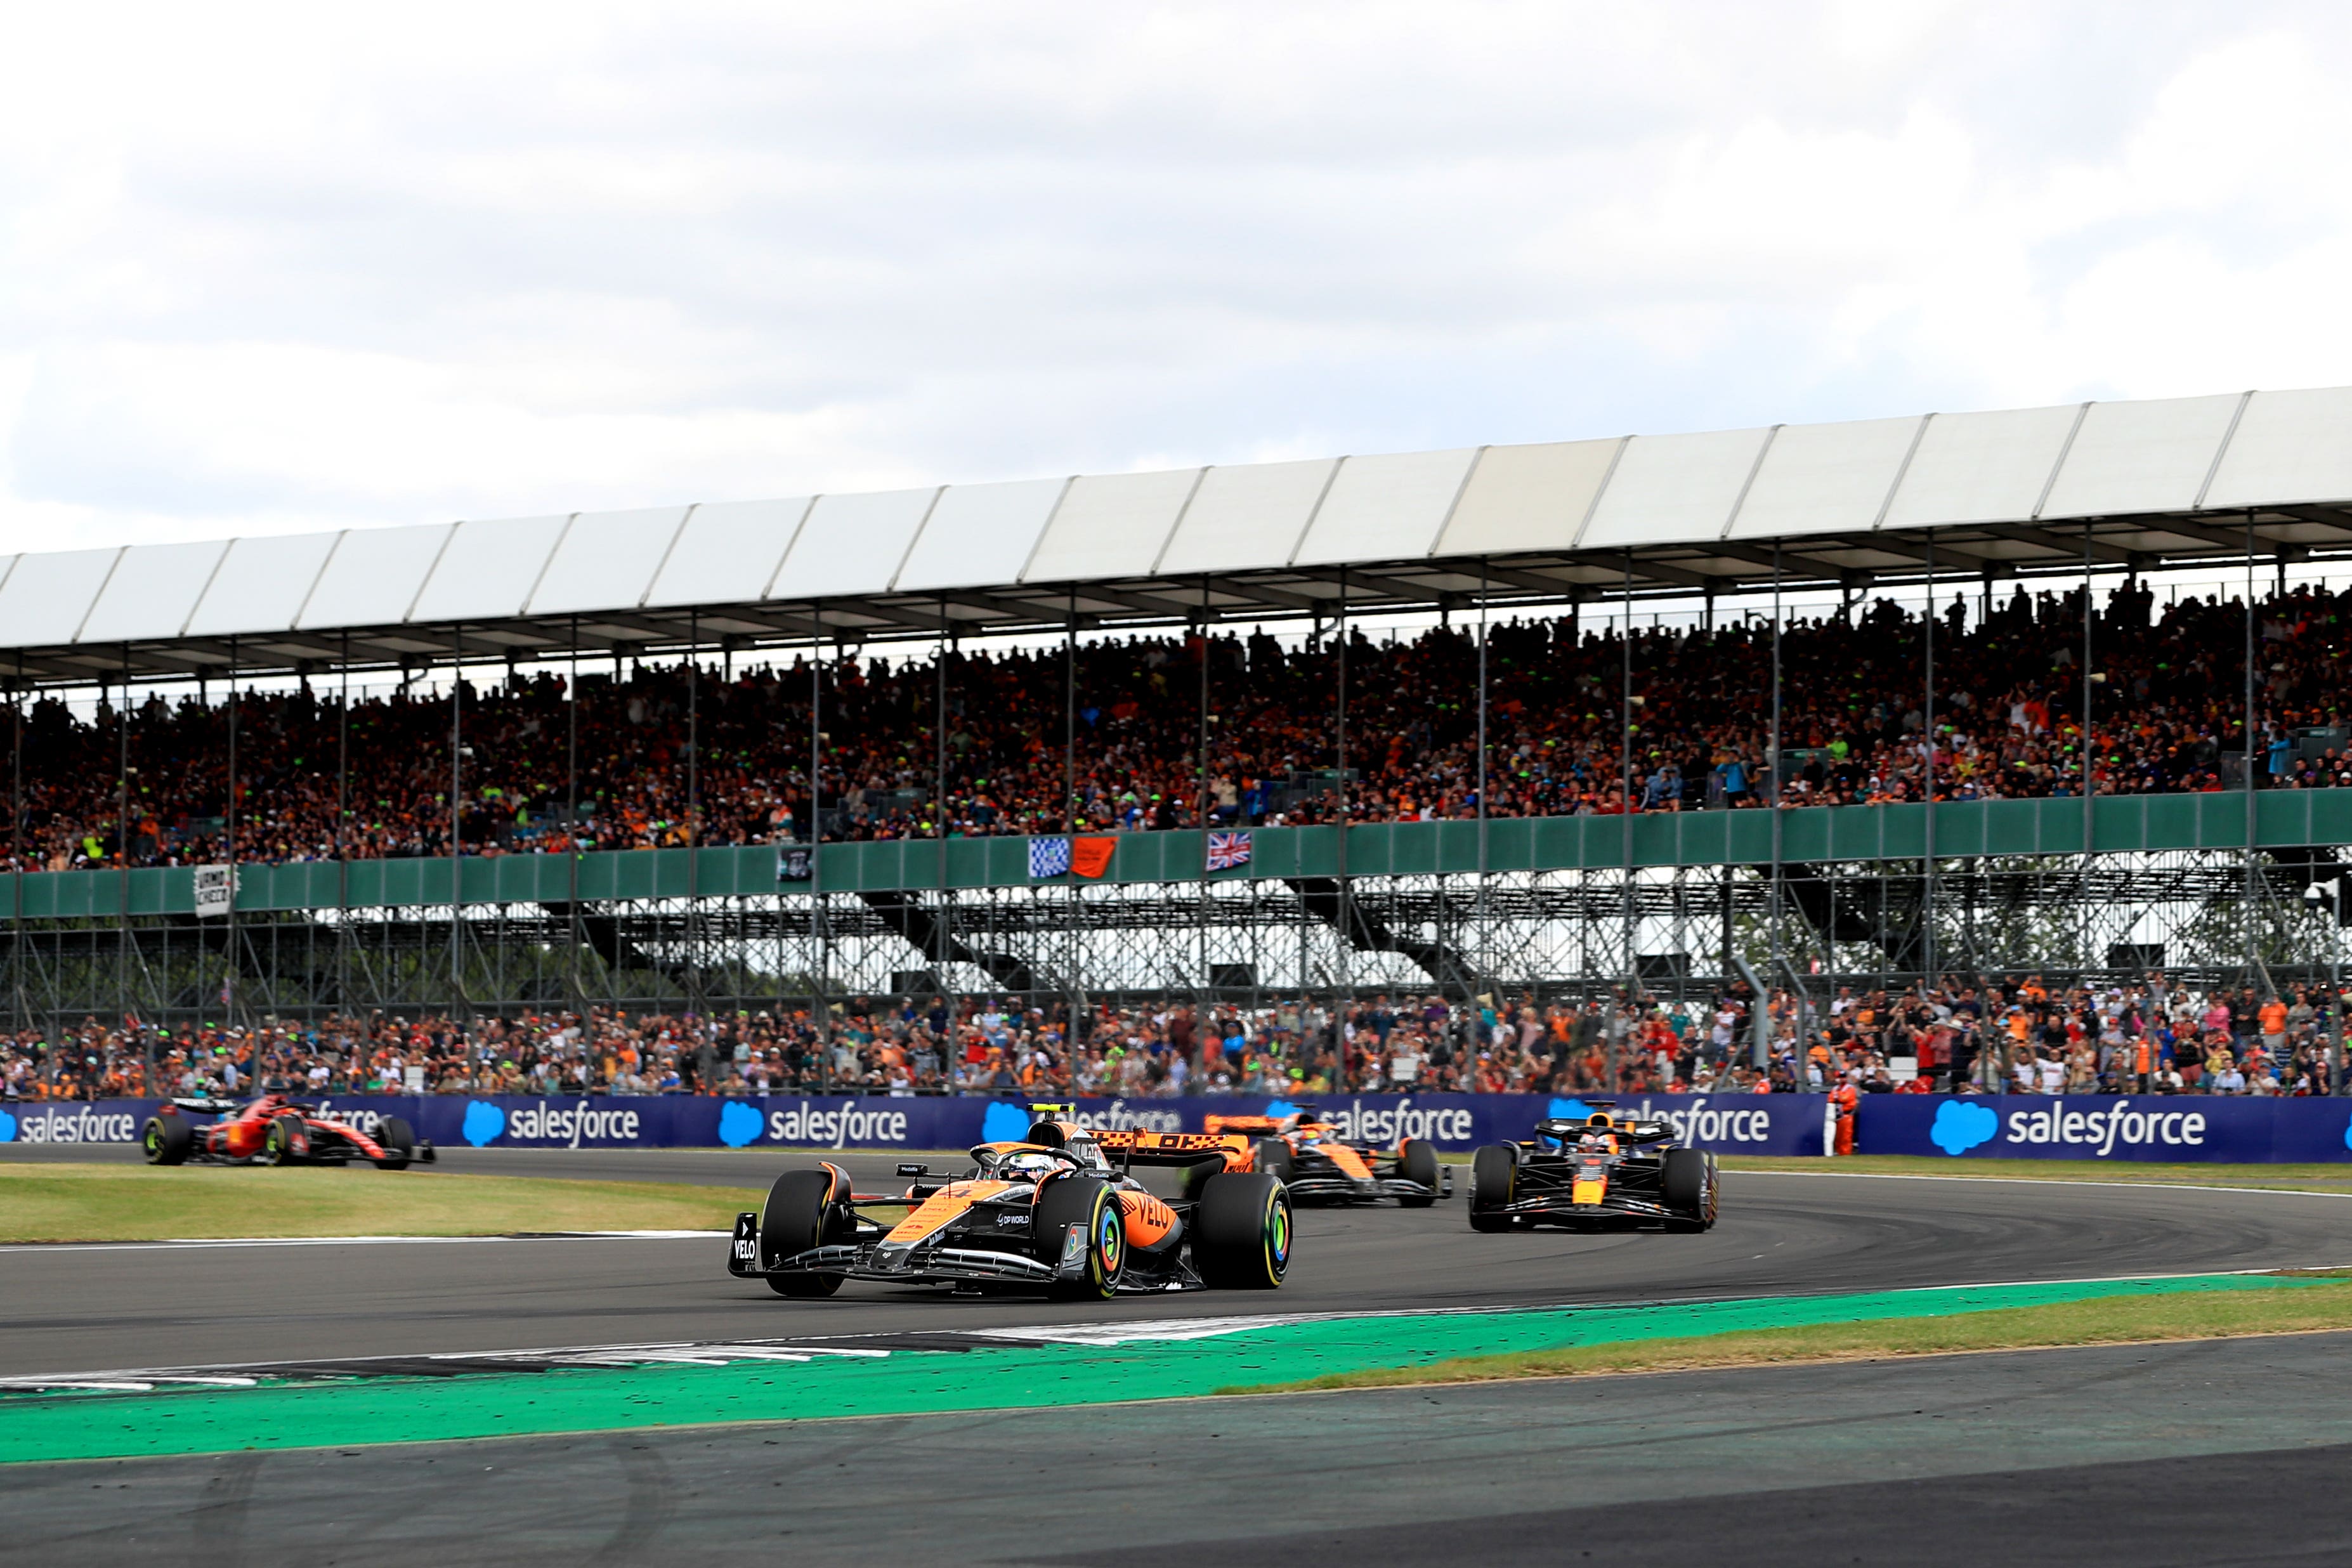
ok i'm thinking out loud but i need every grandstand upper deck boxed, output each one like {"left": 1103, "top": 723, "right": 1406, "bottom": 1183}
{"left": 4, "top": 386, "right": 2352, "bottom": 684}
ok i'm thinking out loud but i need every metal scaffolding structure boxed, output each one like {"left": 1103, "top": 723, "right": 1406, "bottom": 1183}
{"left": 3, "top": 845, "right": 2342, "bottom": 1031}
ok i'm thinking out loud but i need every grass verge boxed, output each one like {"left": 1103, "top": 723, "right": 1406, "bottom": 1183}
{"left": 0, "top": 1162, "right": 757, "bottom": 1243}
{"left": 1220, "top": 1271, "right": 2352, "bottom": 1395}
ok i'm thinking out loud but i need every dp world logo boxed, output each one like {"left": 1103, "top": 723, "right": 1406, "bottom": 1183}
{"left": 461, "top": 1101, "right": 507, "bottom": 1147}
{"left": 0, "top": 1109, "right": 15, "bottom": 1143}
{"left": 1931, "top": 1100, "right": 1999, "bottom": 1156}
{"left": 717, "top": 1101, "right": 764, "bottom": 1148}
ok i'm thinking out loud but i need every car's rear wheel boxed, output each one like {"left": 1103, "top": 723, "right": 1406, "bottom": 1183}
{"left": 1468, "top": 1144, "right": 1517, "bottom": 1232}
{"left": 376, "top": 1116, "right": 415, "bottom": 1171}
{"left": 758, "top": 1169, "right": 845, "bottom": 1297}
{"left": 1395, "top": 1138, "right": 1439, "bottom": 1206}
{"left": 1037, "top": 1177, "right": 1124, "bottom": 1300}
{"left": 1193, "top": 1172, "right": 1290, "bottom": 1288}
{"left": 1661, "top": 1148, "right": 1718, "bottom": 1232}
{"left": 141, "top": 1115, "right": 192, "bottom": 1166}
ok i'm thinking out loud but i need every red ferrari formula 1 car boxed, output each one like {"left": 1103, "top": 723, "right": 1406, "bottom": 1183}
{"left": 140, "top": 1095, "right": 433, "bottom": 1170}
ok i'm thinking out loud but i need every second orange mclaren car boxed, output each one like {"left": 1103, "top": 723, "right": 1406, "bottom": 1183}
{"left": 1206, "top": 1106, "right": 1451, "bottom": 1207}
{"left": 727, "top": 1107, "right": 1291, "bottom": 1300}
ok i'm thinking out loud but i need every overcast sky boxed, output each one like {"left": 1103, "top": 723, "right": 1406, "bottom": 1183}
{"left": 3, "top": 1, "right": 2348, "bottom": 552}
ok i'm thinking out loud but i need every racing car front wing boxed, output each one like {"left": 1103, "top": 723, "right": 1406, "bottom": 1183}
{"left": 729, "top": 1213, "right": 1091, "bottom": 1289}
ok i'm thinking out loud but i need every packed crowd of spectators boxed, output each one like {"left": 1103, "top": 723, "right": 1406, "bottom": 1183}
{"left": 3, "top": 973, "right": 2337, "bottom": 1102}
{"left": 10, "top": 579, "right": 2352, "bottom": 873}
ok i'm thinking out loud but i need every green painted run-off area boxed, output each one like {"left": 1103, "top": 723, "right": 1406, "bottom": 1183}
{"left": 0, "top": 1272, "right": 2314, "bottom": 1464}
{"left": 6, "top": 788, "right": 2339, "bottom": 918}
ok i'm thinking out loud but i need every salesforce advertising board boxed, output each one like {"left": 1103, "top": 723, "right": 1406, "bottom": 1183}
{"left": 0, "top": 1092, "right": 1820, "bottom": 1154}
{"left": 1861, "top": 1095, "right": 2352, "bottom": 1163}
{"left": 11, "top": 1093, "right": 2352, "bottom": 1161}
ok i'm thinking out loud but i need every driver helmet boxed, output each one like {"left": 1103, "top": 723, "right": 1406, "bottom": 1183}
{"left": 996, "top": 1150, "right": 1062, "bottom": 1183}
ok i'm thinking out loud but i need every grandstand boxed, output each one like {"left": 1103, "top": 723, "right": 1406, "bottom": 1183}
{"left": 5, "top": 386, "right": 2352, "bottom": 1027}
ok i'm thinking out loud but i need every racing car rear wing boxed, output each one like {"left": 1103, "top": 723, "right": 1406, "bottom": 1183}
{"left": 1532, "top": 1116, "right": 1675, "bottom": 1144}
{"left": 1091, "top": 1129, "right": 1253, "bottom": 1167}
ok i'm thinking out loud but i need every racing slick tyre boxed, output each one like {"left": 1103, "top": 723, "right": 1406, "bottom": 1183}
{"left": 375, "top": 1116, "right": 416, "bottom": 1170}
{"left": 1395, "top": 1138, "right": 1440, "bottom": 1207}
{"left": 757, "top": 1170, "right": 846, "bottom": 1297}
{"left": 261, "top": 1116, "right": 301, "bottom": 1167}
{"left": 1036, "top": 1177, "right": 1125, "bottom": 1301}
{"left": 1661, "top": 1148, "right": 1719, "bottom": 1232}
{"left": 1253, "top": 1138, "right": 1296, "bottom": 1186}
{"left": 141, "top": 1114, "right": 192, "bottom": 1166}
{"left": 1468, "top": 1144, "right": 1518, "bottom": 1232}
{"left": 1193, "top": 1172, "right": 1291, "bottom": 1289}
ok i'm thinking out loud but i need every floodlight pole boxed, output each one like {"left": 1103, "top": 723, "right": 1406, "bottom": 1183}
{"left": 2245, "top": 514, "right": 2259, "bottom": 994}
{"left": 1617, "top": 551, "right": 1633, "bottom": 1093}
{"left": 225, "top": 636, "right": 239, "bottom": 1032}
{"left": 1475, "top": 559, "right": 1489, "bottom": 1010}
{"left": 686, "top": 608, "right": 700, "bottom": 1019}
{"left": 1923, "top": 533, "right": 1937, "bottom": 1003}
{"left": 117, "top": 644, "right": 131, "bottom": 1038}
{"left": 566, "top": 617, "right": 580, "bottom": 1014}
{"left": 811, "top": 601, "right": 828, "bottom": 1094}
{"left": 450, "top": 621, "right": 464, "bottom": 1019}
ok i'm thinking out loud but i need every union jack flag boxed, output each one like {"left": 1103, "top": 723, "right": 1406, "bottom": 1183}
{"left": 1206, "top": 830, "right": 1253, "bottom": 872}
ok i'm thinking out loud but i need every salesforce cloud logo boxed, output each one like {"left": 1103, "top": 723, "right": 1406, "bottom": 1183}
{"left": 2342, "top": 1114, "right": 2352, "bottom": 1154}
{"left": 1931, "top": 1100, "right": 1999, "bottom": 1156}
{"left": 461, "top": 1102, "right": 507, "bottom": 1147}
{"left": 1262, "top": 1099, "right": 1302, "bottom": 1120}
{"left": 1548, "top": 1097, "right": 1596, "bottom": 1123}
{"left": 980, "top": 1102, "right": 1032, "bottom": 1143}
{"left": 0, "top": 1109, "right": 15, "bottom": 1143}
{"left": 717, "top": 1101, "right": 764, "bottom": 1148}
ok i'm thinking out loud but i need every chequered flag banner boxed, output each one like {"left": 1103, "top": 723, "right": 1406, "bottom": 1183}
{"left": 1206, "top": 830, "right": 1253, "bottom": 872}
{"left": 1028, "top": 836, "right": 1073, "bottom": 879}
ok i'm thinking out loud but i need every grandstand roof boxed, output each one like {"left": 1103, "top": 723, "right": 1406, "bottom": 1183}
{"left": 9, "top": 385, "right": 2352, "bottom": 683}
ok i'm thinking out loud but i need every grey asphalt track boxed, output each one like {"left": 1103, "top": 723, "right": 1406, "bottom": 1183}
{"left": 5, "top": 1147, "right": 2352, "bottom": 1378}
{"left": 11, "top": 1333, "right": 2352, "bottom": 1565}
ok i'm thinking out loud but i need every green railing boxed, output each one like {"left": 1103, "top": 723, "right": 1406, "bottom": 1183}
{"left": 4, "top": 790, "right": 2345, "bottom": 920}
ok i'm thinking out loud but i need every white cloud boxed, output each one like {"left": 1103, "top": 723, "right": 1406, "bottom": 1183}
{"left": 2, "top": 1, "right": 2351, "bottom": 550}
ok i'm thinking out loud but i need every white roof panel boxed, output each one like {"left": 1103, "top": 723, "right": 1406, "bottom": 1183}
{"left": 296, "top": 524, "right": 453, "bottom": 630}
{"left": 1291, "top": 448, "right": 1477, "bottom": 567}
{"left": 1879, "top": 405, "right": 2081, "bottom": 530}
{"left": 1727, "top": 415, "right": 1924, "bottom": 540}
{"left": 2202, "top": 388, "right": 2352, "bottom": 510}
{"left": 409, "top": 514, "right": 570, "bottom": 624}
{"left": 0, "top": 548, "right": 121, "bottom": 647}
{"left": 895, "top": 477, "right": 1067, "bottom": 592}
{"left": 2038, "top": 395, "right": 2244, "bottom": 520}
{"left": 79, "top": 540, "right": 230, "bottom": 644}
{"left": 646, "top": 497, "right": 811, "bottom": 608}
{"left": 528, "top": 506, "right": 689, "bottom": 617}
{"left": 1578, "top": 428, "right": 1772, "bottom": 549}
{"left": 1156, "top": 458, "right": 1338, "bottom": 575}
{"left": 185, "top": 532, "right": 340, "bottom": 638}
{"left": 1434, "top": 439, "right": 1621, "bottom": 557}
{"left": 1022, "top": 468, "right": 1199, "bottom": 584}
{"left": 769, "top": 488, "right": 940, "bottom": 601}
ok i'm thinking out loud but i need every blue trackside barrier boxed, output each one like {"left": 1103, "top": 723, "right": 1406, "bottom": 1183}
{"left": 0, "top": 1092, "right": 1829, "bottom": 1156}
{"left": 17, "top": 1092, "right": 2348, "bottom": 1161}
{"left": 1860, "top": 1094, "right": 2352, "bottom": 1163}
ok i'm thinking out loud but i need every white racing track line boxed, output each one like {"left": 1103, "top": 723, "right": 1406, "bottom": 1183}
{"left": 0, "top": 1229, "right": 728, "bottom": 1254}
{"left": 1731, "top": 1167, "right": 2352, "bottom": 1199}
{"left": 9, "top": 1265, "right": 2352, "bottom": 1394}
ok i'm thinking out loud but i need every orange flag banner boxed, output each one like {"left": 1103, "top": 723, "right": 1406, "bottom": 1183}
{"left": 1071, "top": 836, "right": 1118, "bottom": 879}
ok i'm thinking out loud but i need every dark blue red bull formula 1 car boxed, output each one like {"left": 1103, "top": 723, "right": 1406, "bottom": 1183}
{"left": 140, "top": 1095, "right": 433, "bottom": 1170}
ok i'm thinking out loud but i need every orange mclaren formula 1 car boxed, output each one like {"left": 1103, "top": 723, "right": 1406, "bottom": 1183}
{"left": 1205, "top": 1107, "right": 1451, "bottom": 1207}
{"left": 727, "top": 1107, "right": 1292, "bottom": 1300}
{"left": 139, "top": 1095, "right": 433, "bottom": 1169}
{"left": 1467, "top": 1103, "right": 1717, "bottom": 1232}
